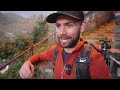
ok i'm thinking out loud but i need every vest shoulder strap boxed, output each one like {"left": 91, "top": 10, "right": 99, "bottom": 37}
{"left": 53, "top": 48, "right": 59, "bottom": 66}
{"left": 75, "top": 44, "right": 93, "bottom": 79}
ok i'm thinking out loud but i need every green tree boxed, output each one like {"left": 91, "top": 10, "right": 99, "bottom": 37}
{"left": 32, "top": 20, "right": 48, "bottom": 44}
{"left": 15, "top": 36, "right": 32, "bottom": 51}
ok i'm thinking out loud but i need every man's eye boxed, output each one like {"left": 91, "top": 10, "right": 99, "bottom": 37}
{"left": 56, "top": 24, "right": 61, "bottom": 28}
{"left": 67, "top": 24, "right": 73, "bottom": 27}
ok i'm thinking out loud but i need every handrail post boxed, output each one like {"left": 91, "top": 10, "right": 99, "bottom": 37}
{"left": 30, "top": 44, "right": 34, "bottom": 56}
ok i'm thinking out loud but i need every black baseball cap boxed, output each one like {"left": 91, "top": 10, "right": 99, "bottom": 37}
{"left": 46, "top": 11, "right": 84, "bottom": 23}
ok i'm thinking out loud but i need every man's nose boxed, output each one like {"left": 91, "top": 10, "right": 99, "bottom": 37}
{"left": 60, "top": 26, "right": 67, "bottom": 35}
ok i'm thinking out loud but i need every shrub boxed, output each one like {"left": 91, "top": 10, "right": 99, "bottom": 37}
{"left": 32, "top": 20, "right": 48, "bottom": 44}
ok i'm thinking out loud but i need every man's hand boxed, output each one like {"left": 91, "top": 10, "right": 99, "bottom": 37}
{"left": 19, "top": 61, "right": 34, "bottom": 79}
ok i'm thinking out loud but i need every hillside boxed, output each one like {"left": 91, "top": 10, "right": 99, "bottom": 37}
{"left": 0, "top": 12, "right": 25, "bottom": 25}
{"left": 0, "top": 13, "right": 47, "bottom": 43}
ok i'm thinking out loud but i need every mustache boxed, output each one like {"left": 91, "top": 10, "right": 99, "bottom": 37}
{"left": 58, "top": 35, "right": 72, "bottom": 39}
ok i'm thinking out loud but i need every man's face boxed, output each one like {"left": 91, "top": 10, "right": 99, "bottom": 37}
{"left": 55, "top": 15, "right": 82, "bottom": 48}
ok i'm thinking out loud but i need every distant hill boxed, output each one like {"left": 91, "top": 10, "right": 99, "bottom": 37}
{"left": 0, "top": 12, "right": 25, "bottom": 25}
{"left": 0, "top": 13, "right": 49, "bottom": 43}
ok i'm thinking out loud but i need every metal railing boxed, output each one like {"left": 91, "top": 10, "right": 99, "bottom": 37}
{"left": 110, "top": 55, "right": 120, "bottom": 66}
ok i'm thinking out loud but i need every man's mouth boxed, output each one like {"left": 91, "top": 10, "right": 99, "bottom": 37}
{"left": 61, "top": 39, "right": 68, "bottom": 42}
{"left": 60, "top": 38, "right": 71, "bottom": 43}
{"left": 59, "top": 36, "right": 71, "bottom": 43}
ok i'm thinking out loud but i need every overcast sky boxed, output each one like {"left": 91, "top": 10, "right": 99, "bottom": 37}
{"left": 1, "top": 11, "right": 56, "bottom": 18}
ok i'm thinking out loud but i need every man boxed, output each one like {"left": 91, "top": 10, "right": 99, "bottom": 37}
{"left": 19, "top": 11, "right": 112, "bottom": 79}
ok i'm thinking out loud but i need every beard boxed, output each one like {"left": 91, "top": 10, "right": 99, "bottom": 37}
{"left": 58, "top": 31, "right": 80, "bottom": 48}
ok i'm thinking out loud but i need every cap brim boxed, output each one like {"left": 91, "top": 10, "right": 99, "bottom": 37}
{"left": 46, "top": 13, "right": 64, "bottom": 23}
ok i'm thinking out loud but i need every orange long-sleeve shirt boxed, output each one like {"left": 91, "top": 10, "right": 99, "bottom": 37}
{"left": 28, "top": 38, "right": 112, "bottom": 79}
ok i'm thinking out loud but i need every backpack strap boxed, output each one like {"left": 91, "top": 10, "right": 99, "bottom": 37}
{"left": 75, "top": 44, "right": 93, "bottom": 79}
{"left": 53, "top": 48, "right": 59, "bottom": 66}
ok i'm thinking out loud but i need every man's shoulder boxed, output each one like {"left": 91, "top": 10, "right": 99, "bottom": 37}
{"left": 90, "top": 45, "right": 104, "bottom": 61}
{"left": 45, "top": 44, "right": 58, "bottom": 53}
{"left": 50, "top": 45, "right": 58, "bottom": 49}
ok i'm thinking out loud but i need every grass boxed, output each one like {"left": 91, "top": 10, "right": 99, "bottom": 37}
{"left": 116, "top": 44, "right": 120, "bottom": 50}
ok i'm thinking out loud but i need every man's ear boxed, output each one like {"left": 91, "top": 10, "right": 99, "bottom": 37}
{"left": 80, "top": 20, "right": 86, "bottom": 33}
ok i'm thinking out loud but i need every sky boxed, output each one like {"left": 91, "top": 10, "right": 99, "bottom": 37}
{"left": 1, "top": 11, "right": 56, "bottom": 18}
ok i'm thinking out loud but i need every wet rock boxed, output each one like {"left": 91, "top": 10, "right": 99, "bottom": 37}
{"left": 108, "top": 53, "right": 120, "bottom": 79}
{"left": 38, "top": 62, "right": 54, "bottom": 79}
{"left": 114, "top": 13, "right": 120, "bottom": 48}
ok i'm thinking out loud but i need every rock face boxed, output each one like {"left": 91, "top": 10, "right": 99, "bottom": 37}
{"left": 38, "top": 62, "right": 54, "bottom": 79}
{"left": 109, "top": 53, "right": 120, "bottom": 79}
{"left": 84, "top": 11, "right": 114, "bottom": 31}
{"left": 114, "top": 13, "right": 120, "bottom": 48}
{"left": 0, "top": 59, "right": 9, "bottom": 74}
